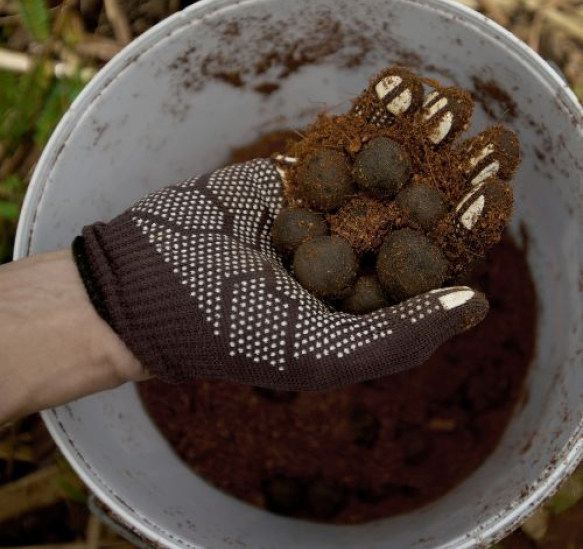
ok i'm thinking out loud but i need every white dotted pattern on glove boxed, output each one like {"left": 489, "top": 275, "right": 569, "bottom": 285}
{"left": 130, "top": 159, "right": 462, "bottom": 372}
{"left": 133, "top": 187, "right": 224, "bottom": 231}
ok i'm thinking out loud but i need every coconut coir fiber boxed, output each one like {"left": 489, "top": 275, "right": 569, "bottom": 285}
{"left": 138, "top": 131, "right": 537, "bottom": 524}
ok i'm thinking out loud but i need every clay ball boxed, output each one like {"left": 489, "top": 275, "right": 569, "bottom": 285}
{"left": 272, "top": 208, "right": 329, "bottom": 256}
{"left": 339, "top": 274, "right": 390, "bottom": 314}
{"left": 297, "top": 150, "right": 355, "bottom": 212}
{"left": 293, "top": 236, "right": 358, "bottom": 300}
{"left": 396, "top": 184, "right": 447, "bottom": 230}
{"left": 352, "top": 137, "right": 411, "bottom": 199}
{"left": 376, "top": 229, "right": 448, "bottom": 301}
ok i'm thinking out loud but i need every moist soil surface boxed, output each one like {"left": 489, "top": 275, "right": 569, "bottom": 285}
{"left": 138, "top": 131, "right": 537, "bottom": 524}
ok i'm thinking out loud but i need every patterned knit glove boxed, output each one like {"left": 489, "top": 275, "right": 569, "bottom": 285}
{"left": 73, "top": 159, "right": 488, "bottom": 391}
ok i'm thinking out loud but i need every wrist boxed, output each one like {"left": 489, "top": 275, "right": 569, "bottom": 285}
{"left": 0, "top": 250, "right": 145, "bottom": 425}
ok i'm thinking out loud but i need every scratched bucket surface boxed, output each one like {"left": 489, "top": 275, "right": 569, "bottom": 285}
{"left": 14, "top": 0, "right": 583, "bottom": 548}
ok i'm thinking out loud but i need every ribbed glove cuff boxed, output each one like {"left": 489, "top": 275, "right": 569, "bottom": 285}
{"left": 72, "top": 212, "right": 227, "bottom": 383}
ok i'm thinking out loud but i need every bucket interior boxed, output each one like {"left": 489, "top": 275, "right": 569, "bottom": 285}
{"left": 15, "top": 0, "right": 583, "bottom": 548}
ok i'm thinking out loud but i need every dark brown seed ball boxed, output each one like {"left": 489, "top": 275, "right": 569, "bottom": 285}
{"left": 293, "top": 236, "right": 358, "bottom": 300}
{"left": 297, "top": 150, "right": 354, "bottom": 212}
{"left": 305, "top": 480, "right": 347, "bottom": 520}
{"left": 262, "top": 476, "right": 305, "bottom": 515}
{"left": 396, "top": 184, "right": 447, "bottom": 230}
{"left": 377, "top": 229, "right": 448, "bottom": 301}
{"left": 352, "top": 137, "right": 411, "bottom": 199}
{"left": 271, "top": 208, "right": 329, "bottom": 256}
{"left": 339, "top": 275, "right": 390, "bottom": 314}
{"left": 349, "top": 406, "right": 381, "bottom": 448}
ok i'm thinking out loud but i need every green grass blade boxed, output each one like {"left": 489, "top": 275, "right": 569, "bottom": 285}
{"left": 0, "top": 62, "right": 53, "bottom": 150}
{"left": 18, "top": 0, "right": 51, "bottom": 42}
{"left": 549, "top": 467, "right": 583, "bottom": 514}
{"left": 0, "top": 174, "right": 24, "bottom": 194}
{"left": 54, "top": 474, "right": 88, "bottom": 504}
{"left": 0, "top": 201, "right": 20, "bottom": 220}
{"left": 34, "top": 75, "right": 85, "bottom": 145}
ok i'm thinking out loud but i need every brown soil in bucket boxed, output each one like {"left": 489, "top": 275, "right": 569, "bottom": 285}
{"left": 138, "top": 131, "right": 537, "bottom": 525}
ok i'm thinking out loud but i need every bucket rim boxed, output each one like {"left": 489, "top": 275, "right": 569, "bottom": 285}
{"left": 14, "top": 0, "right": 583, "bottom": 547}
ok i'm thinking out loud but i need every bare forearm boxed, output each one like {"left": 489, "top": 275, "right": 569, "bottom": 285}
{"left": 0, "top": 250, "right": 144, "bottom": 425}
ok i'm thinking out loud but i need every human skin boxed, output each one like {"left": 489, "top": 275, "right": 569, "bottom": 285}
{"left": 0, "top": 250, "right": 146, "bottom": 425}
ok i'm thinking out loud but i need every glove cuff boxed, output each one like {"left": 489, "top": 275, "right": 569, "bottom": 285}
{"left": 71, "top": 211, "right": 223, "bottom": 383}
{"left": 76, "top": 213, "right": 146, "bottom": 340}
{"left": 72, "top": 235, "right": 112, "bottom": 326}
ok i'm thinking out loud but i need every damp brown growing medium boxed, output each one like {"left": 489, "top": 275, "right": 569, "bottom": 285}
{"left": 271, "top": 66, "right": 520, "bottom": 308}
{"left": 138, "top": 130, "right": 537, "bottom": 525}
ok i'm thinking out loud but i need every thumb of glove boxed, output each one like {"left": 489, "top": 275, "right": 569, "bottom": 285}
{"left": 302, "top": 286, "right": 488, "bottom": 390}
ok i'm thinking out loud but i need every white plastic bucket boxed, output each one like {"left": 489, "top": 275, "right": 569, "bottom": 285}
{"left": 14, "top": 0, "right": 583, "bottom": 548}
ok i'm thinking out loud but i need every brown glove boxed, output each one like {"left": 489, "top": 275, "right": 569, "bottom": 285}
{"left": 72, "top": 158, "right": 488, "bottom": 391}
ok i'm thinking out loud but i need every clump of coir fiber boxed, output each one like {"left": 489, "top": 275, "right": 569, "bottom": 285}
{"left": 271, "top": 65, "right": 519, "bottom": 309}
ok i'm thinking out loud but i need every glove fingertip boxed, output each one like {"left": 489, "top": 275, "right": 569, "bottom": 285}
{"left": 431, "top": 286, "right": 489, "bottom": 335}
{"left": 459, "top": 290, "right": 489, "bottom": 332}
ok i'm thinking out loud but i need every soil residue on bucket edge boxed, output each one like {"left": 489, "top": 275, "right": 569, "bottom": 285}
{"left": 163, "top": 8, "right": 441, "bottom": 105}
{"left": 471, "top": 77, "right": 519, "bottom": 121}
{"left": 138, "top": 130, "right": 537, "bottom": 525}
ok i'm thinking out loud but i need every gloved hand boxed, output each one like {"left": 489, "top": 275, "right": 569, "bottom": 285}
{"left": 72, "top": 67, "right": 520, "bottom": 391}
{"left": 73, "top": 156, "right": 487, "bottom": 391}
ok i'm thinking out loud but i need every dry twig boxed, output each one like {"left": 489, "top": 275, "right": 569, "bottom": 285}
{"left": 103, "top": 0, "right": 132, "bottom": 45}
{"left": 75, "top": 37, "right": 121, "bottom": 61}
{"left": 0, "top": 464, "right": 72, "bottom": 522}
{"left": 545, "top": 8, "right": 583, "bottom": 42}
{"left": 0, "top": 143, "right": 30, "bottom": 181}
{"left": 0, "top": 439, "right": 35, "bottom": 462}
{"left": 455, "top": 0, "right": 480, "bottom": 9}
{"left": 86, "top": 513, "right": 104, "bottom": 549}
{"left": 479, "top": 0, "right": 513, "bottom": 26}
{"left": 0, "top": 47, "right": 95, "bottom": 79}
{"left": 528, "top": 0, "right": 583, "bottom": 51}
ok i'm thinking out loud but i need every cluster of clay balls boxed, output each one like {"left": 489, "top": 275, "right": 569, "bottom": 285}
{"left": 272, "top": 137, "right": 449, "bottom": 314}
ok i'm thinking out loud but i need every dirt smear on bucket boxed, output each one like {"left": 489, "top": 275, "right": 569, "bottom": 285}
{"left": 161, "top": 5, "right": 449, "bottom": 113}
